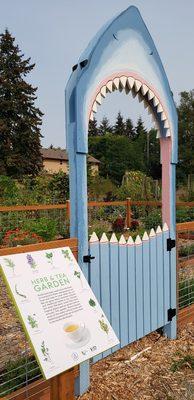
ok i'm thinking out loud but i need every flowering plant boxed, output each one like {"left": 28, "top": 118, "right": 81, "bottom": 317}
{"left": 2, "top": 228, "right": 43, "bottom": 247}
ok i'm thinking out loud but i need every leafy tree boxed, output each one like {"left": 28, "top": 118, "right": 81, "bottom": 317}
{"left": 113, "top": 111, "right": 125, "bottom": 135}
{"left": 89, "top": 134, "right": 144, "bottom": 184}
{"left": 98, "top": 117, "right": 112, "bottom": 135}
{"left": 48, "top": 172, "right": 69, "bottom": 203}
{"left": 125, "top": 118, "right": 135, "bottom": 139}
{"left": 177, "top": 90, "right": 194, "bottom": 184}
{"left": 147, "top": 128, "right": 161, "bottom": 179}
{"left": 88, "top": 117, "right": 99, "bottom": 136}
{"left": 0, "top": 29, "right": 43, "bottom": 177}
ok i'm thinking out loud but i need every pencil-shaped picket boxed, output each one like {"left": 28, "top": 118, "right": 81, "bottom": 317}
{"left": 127, "top": 236, "right": 136, "bottom": 343}
{"left": 142, "top": 231, "right": 151, "bottom": 336}
{"left": 109, "top": 233, "right": 120, "bottom": 353}
{"left": 119, "top": 235, "right": 128, "bottom": 348}
{"left": 156, "top": 226, "right": 164, "bottom": 328}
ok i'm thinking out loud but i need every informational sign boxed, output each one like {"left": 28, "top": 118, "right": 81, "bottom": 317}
{"left": 0, "top": 247, "right": 119, "bottom": 379}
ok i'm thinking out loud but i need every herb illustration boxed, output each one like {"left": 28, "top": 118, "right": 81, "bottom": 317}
{"left": 15, "top": 284, "right": 27, "bottom": 299}
{"left": 41, "top": 341, "right": 51, "bottom": 362}
{"left": 89, "top": 298, "right": 97, "bottom": 311}
{"left": 27, "top": 314, "right": 38, "bottom": 329}
{"left": 4, "top": 258, "right": 15, "bottom": 276}
{"left": 99, "top": 315, "right": 109, "bottom": 335}
{"left": 27, "top": 254, "right": 37, "bottom": 270}
{"left": 45, "top": 252, "right": 55, "bottom": 268}
{"left": 61, "top": 249, "right": 72, "bottom": 261}
{"left": 74, "top": 270, "right": 81, "bottom": 279}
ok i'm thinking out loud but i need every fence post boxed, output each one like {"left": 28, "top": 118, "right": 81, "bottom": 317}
{"left": 126, "top": 198, "right": 131, "bottom": 228}
{"left": 50, "top": 369, "right": 76, "bottom": 400}
{"left": 66, "top": 199, "right": 70, "bottom": 220}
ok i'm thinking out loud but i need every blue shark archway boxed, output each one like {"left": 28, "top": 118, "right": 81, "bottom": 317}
{"left": 65, "top": 6, "right": 177, "bottom": 394}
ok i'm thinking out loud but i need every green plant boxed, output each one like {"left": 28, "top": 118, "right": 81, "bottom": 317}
{"left": 24, "top": 217, "right": 57, "bottom": 241}
{"left": 179, "top": 279, "right": 194, "bottom": 308}
{"left": 142, "top": 209, "right": 162, "bottom": 231}
{"left": 179, "top": 243, "right": 194, "bottom": 257}
{"left": 0, "top": 357, "right": 41, "bottom": 396}
{"left": 89, "top": 220, "right": 111, "bottom": 239}
{"left": 176, "top": 207, "right": 191, "bottom": 223}
{"left": 170, "top": 354, "right": 194, "bottom": 372}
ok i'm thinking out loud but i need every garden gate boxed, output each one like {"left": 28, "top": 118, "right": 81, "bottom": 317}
{"left": 65, "top": 6, "right": 178, "bottom": 396}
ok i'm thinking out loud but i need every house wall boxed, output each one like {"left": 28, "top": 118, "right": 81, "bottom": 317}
{"left": 43, "top": 159, "right": 99, "bottom": 175}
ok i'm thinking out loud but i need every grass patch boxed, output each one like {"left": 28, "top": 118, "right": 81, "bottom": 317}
{"left": 170, "top": 354, "right": 194, "bottom": 372}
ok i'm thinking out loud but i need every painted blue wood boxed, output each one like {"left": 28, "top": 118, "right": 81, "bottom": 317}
{"left": 109, "top": 239, "right": 120, "bottom": 353}
{"left": 142, "top": 235, "right": 151, "bottom": 336}
{"left": 119, "top": 239, "right": 128, "bottom": 347}
{"left": 100, "top": 238, "right": 111, "bottom": 358}
{"left": 149, "top": 232, "right": 158, "bottom": 332}
{"left": 127, "top": 241, "right": 136, "bottom": 343}
{"left": 89, "top": 237, "right": 103, "bottom": 363}
{"left": 163, "top": 227, "right": 170, "bottom": 324}
{"left": 156, "top": 228, "right": 164, "bottom": 328}
{"left": 135, "top": 239, "right": 144, "bottom": 339}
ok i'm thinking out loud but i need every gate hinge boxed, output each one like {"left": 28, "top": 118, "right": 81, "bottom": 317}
{"left": 167, "top": 238, "right": 176, "bottom": 252}
{"left": 168, "top": 308, "right": 176, "bottom": 321}
{"left": 83, "top": 254, "right": 95, "bottom": 263}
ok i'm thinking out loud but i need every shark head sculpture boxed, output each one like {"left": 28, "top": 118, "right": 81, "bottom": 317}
{"left": 66, "top": 5, "right": 177, "bottom": 163}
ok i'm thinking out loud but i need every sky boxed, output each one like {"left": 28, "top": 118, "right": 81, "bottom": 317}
{"left": 1, "top": 0, "right": 194, "bottom": 148}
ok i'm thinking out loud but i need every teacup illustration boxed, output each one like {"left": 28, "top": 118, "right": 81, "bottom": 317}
{"left": 63, "top": 321, "right": 85, "bottom": 343}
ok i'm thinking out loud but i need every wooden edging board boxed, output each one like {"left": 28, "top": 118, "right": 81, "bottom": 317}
{"left": 0, "top": 238, "right": 78, "bottom": 400}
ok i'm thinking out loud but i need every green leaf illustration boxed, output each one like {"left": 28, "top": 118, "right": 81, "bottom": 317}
{"left": 4, "top": 258, "right": 15, "bottom": 272}
{"left": 46, "top": 252, "right": 53, "bottom": 263}
{"left": 27, "top": 314, "right": 38, "bottom": 329}
{"left": 61, "top": 249, "right": 72, "bottom": 261}
{"left": 74, "top": 270, "right": 81, "bottom": 279}
{"left": 99, "top": 318, "right": 109, "bottom": 335}
{"left": 41, "top": 341, "right": 51, "bottom": 362}
{"left": 89, "top": 298, "right": 96, "bottom": 308}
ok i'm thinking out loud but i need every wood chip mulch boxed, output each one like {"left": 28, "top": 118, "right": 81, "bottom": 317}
{"left": 77, "top": 324, "right": 194, "bottom": 400}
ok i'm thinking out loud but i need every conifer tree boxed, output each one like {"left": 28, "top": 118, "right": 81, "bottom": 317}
{"left": 88, "top": 117, "right": 99, "bottom": 136}
{"left": 125, "top": 118, "right": 135, "bottom": 139}
{"left": 0, "top": 29, "right": 43, "bottom": 177}
{"left": 113, "top": 111, "right": 125, "bottom": 135}
{"left": 98, "top": 117, "right": 112, "bottom": 135}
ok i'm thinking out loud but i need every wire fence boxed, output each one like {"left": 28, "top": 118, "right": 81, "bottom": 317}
{"left": 177, "top": 222, "right": 194, "bottom": 327}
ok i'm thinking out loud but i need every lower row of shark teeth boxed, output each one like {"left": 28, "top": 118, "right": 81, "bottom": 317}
{"left": 90, "top": 77, "right": 171, "bottom": 138}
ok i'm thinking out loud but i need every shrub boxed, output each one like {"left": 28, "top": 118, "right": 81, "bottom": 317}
{"left": 24, "top": 217, "right": 57, "bottom": 241}
{"left": 0, "top": 357, "right": 41, "bottom": 396}
{"left": 142, "top": 209, "right": 162, "bottom": 231}
{"left": 89, "top": 220, "right": 111, "bottom": 239}
{"left": 176, "top": 207, "right": 191, "bottom": 223}
{"left": 112, "top": 216, "right": 125, "bottom": 233}
{"left": 1, "top": 228, "right": 43, "bottom": 247}
{"left": 130, "top": 219, "right": 139, "bottom": 231}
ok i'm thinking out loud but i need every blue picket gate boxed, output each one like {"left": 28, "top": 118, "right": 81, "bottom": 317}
{"left": 89, "top": 224, "right": 170, "bottom": 361}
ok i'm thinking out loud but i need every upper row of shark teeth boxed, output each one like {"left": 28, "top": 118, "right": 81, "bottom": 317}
{"left": 90, "top": 77, "right": 171, "bottom": 138}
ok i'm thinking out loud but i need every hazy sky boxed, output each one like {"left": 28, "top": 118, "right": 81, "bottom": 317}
{"left": 1, "top": 1, "right": 194, "bottom": 147}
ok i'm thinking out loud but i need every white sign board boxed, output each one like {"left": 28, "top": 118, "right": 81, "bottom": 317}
{"left": 0, "top": 246, "right": 119, "bottom": 379}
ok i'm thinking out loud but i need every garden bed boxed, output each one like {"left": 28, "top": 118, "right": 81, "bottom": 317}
{"left": 78, "top": 324, "right": 194, "bottom": 400}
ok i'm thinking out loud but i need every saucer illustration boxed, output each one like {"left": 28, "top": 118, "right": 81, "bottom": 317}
{"left": 65, "top": 328, "right": 91, "bottom": 349}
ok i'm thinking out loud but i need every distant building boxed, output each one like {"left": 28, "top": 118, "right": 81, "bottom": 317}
{"left": 41, "top": 148, "right": 100, "bottom": 175}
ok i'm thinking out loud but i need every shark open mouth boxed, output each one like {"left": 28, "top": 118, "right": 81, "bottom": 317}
{"left": 89, "top": 74, "right": 171, "bottom": 139}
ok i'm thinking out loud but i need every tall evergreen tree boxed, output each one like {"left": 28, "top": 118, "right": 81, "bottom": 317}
{"left": 0, "top": 29, "right": 43, "bottom": 177}
{"left": 88, "top": 117, "right": 99, "bottom": 136}
{"left": 125, "top": 118, "right": 135, "bottom": 139}
{"left": 98, "top": 116, "right": 112, "bottom": 136}
{"left": 177, "top": 90, "right": 194, "bottom": 184}
{"left": 113, "top": 111, "right": 125, "bottom": 135}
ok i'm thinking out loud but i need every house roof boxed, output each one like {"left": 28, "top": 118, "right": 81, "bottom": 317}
{"left": 41, "top": 148, "right": 100, "bottom": 164}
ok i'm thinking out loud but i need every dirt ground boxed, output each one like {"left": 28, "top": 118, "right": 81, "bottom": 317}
{"left": 78, "top": 324, "right": 194, "bottom": 400}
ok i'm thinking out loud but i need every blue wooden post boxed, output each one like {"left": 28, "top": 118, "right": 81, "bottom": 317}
{"left": 127, "top": 236, "right": 136, "bottom": 342}
{"left": 142, "top": 231, "right": 151, "bottom": 336}
{"left": 119, "top": 235, "right": 128, "bottom": 347}
{"left": 110, "top": 233, "right": 120, "bottom": 352}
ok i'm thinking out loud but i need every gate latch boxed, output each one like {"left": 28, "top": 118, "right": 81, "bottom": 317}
{"left": 168, "top": 308, "right": 176, "bottom": 321}
{"left": 167, "top": 238, "right": 176, "bottom": 252}
{"left": 83, "top": 254, "right": 95, "bottom": 263}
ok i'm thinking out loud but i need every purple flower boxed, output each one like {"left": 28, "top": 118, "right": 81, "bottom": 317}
{"left": 27, "top": 254, "right": 37, "bottom": 269}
